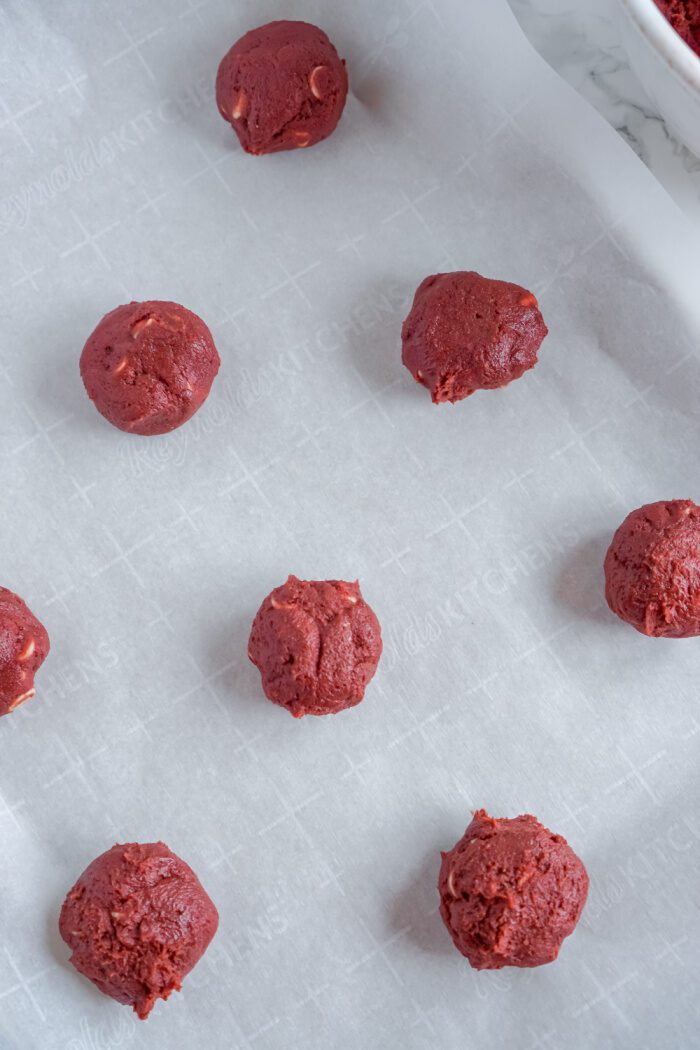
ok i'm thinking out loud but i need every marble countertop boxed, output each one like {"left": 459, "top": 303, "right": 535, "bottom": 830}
{"left": 510, "top": 0, "right": 700, "bottom": 223}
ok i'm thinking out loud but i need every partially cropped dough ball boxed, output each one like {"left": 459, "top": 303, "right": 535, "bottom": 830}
{"left": 80, "top": 300, "right": 220, "bottom": 436}
{"left": 402, "top": 271, "right": 548, "bottom": 404}
{"left": 216, "top": 20, "right": 348, "bottom": 155}
{"left": 248, "top": 575, "right": 382, "bottom": 717}
{"left": 605, "top": 499, "right": 700, "bottom": 637}
{"left": 0, "top": 587, "right": 49, "bottom": 717}
{"left": 654, "top": 0, "right": 700, "bottom": 57}
{"left": 439, "top": 810, "right": 588, "bottom": 970}
{"left": 59, "top": 842, "right": 219, "bottom": 1020}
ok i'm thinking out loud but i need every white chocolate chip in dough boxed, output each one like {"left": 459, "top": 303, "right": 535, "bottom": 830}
{"left": 17, "top": 637, "right": 35, "bottom": 662}
{"left": 309, "top": 66, "right": 327, "bottom": 100}
{"left": 270, "top": 595, "right": 295, "bottom": 610}
{"left": 339, "top": 586, "right": 358, "bottom": 605}
{"left": 130, "top": 316, "right": 156, "bottom": 337}
{"left": 232, "top": 90, "right": 248, "bottom": 120}
{"left": 8, "top": 688, "right": 35, "bottom": 712}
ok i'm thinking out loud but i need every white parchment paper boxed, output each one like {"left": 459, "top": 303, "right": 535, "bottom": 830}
{"left": 1, "top": 1, "right": 699, "bottom": 1047}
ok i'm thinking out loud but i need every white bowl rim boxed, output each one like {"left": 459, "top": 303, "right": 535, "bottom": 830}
{"left": 619, "top": 0, "right": 700, "bottom": 92}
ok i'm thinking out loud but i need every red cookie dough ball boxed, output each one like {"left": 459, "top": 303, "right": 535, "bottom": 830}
{"left": 0, "top": 587, "right": 50, "bottom": 718}
{"left": 401, "top": 271, "right": 548, "bottom": 404}
{"left": 438, "top": 810, "right": 588, "bottom": 970}
{"left": 604, "top": 499, "right": 700, "bottom": 637}
{"left": 216, "top": 20, "right": 348, "bottom": 155}
{"left": 59, "top": 842, "right": 219, "bottom": 1020}
{"left": 248, "top": 575, "right": 382, "bottom": 717}
{"left": 80, "top": 301, "right": 220, "bottom": 436}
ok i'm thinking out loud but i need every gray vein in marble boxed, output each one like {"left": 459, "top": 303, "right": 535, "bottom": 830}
{"left": 509, "top": 0, "right": 700, "bottom": 221}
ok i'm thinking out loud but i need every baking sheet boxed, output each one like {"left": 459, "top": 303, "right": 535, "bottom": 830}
{"left": 1, "top": 0, "right": 699, "bottom": 1047}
